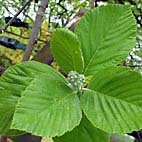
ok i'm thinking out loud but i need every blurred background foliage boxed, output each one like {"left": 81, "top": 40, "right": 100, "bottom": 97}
{"left": 0, "top": 0, "right": 141, "bottom": 68}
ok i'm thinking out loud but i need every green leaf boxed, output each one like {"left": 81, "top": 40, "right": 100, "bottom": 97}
{"left": 54, "top": 115, "right": 110, "bottom": 142}
{"left": 75, "top": 5, "right": 136, "bottom": 76}
{"left": 0, "top": 61, "right": 66, "bottom": 136}
{"left": 0, "top": 90, "right": 24, "bottom": 136}
{"left": 0, "top": 61, "right": 65, "bottom": 94}
{"left": 11, "top": 73, "right": 82, "bottom": 137}
{"left": 81, "top": 66, "right": 142, "bottom": 134}
{"left": 51, "top": 28, "right": 84, "bottom": 73}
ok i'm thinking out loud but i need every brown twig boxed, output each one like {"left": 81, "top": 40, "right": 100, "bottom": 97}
{"left": 5, "top": 30, "right": 47, "bottom": 43}
{"left": 65, "top": 9, "right": 87, "bottom": 31}
{"left": 3, "top": 5, "right": 14, "bottom": 16}
{"left": 90, "top": 0, "right": 95, "bottom": 9}
{"left": 0, "top": 0, "right": 33, "bottom": 34}
{"left": 22, "top": 0, "right": 48, "bottom": 61}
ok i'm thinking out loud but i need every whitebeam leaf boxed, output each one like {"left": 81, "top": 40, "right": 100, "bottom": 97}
{"left": 81, "top": 66, "right": 142, "bottom": 133}
{"left": 0, "top": 61, "right": 68, "bottom": 136}
{"left": 11, "top": 74, "right": 82, "bottom": 137}
{"left": 0, "top": 61, "right": 65, "bottom": 94}
{"left": 51, "top": 29, "right": 84, "bottom": 73}
{"left": 75, "top": 5, "right": 136, "bottom": 76}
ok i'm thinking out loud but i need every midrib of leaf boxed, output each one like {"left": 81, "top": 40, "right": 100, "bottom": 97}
{"left": 83, "top": 10, "right": 127, "bottom": 75}
{"left": 69, "top": 37, "right": 83, "bottom": 72}
{"left": 70, "top": 50, "right": 77, "bottom": 71}
{"left": 71, "top": 34, "right": 80, "bottom": 71}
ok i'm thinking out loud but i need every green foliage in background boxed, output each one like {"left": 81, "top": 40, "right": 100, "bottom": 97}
{"left": 0, "top": 0, "right": 141, "bottom": 68}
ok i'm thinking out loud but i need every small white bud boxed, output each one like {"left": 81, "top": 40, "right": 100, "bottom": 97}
{"left": 67, "top": 71, "right": 86, "bottom": 92}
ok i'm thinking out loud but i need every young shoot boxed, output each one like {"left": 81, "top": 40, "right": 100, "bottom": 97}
{"left": 67, "top": 71, "right": 85, "bottom": 93}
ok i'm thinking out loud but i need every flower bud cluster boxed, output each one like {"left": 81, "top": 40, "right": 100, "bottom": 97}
{"left": 67, "top": 71, "right": 85, "bottom": 92}
{"left": 125, "top": 41, "right": 142, "bottom": 73}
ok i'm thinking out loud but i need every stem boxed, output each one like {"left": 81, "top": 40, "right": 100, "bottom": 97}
{"left": 5, "top": 30, "right": 47, "bottom": 43}
{"left": 22, "top": 0, "right": 48, "bottom": 61}
{"left": 90, "top": 0, "right": 95, "bottom": 9}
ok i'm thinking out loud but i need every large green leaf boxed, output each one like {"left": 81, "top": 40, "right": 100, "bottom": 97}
{"left": 0, "top": 61, "right": 66, "bottom": 136}
{"left": 81, "top": 66, "right": 142, "bottom": 134}
{"left": 54, "top": 115, "right": 110, "bottom": 142}
{"left": 11, "top": 73, "right": 82, "bottom": 137}
{"left": 51, "top": 28, "right": 84, "bottom": 73}
{"left": 75, "top": 5, "right": 136, "bottom": 76}
{"left": 0, "top": 61, "right": 65, "bottom": 94}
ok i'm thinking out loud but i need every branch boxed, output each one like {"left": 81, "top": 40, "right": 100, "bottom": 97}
{"left": 3, "top": 5, "right": 14, "bottom": 16}
{"left": 33, "top": 7, "right": 87, "bottom": 64}
{"left": 65, "top": 9, "right": 87, "bottom": 31}
{"left": 5, "top": 30, "right": 47, "bottom": 43}
{"left": 22, "top": 0, "right": 48, "bottom": 61}
{"left": 90, "top": 0, "right": 95, "bottom": 9}
{"left": 23, "top": 12, "right": 34, "bottom": 22}
{"left": 0, "top": 0, "right": 33, "bottom": 34}
{"left": 57, "top": 1, "right": 67, "bottom": 13}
